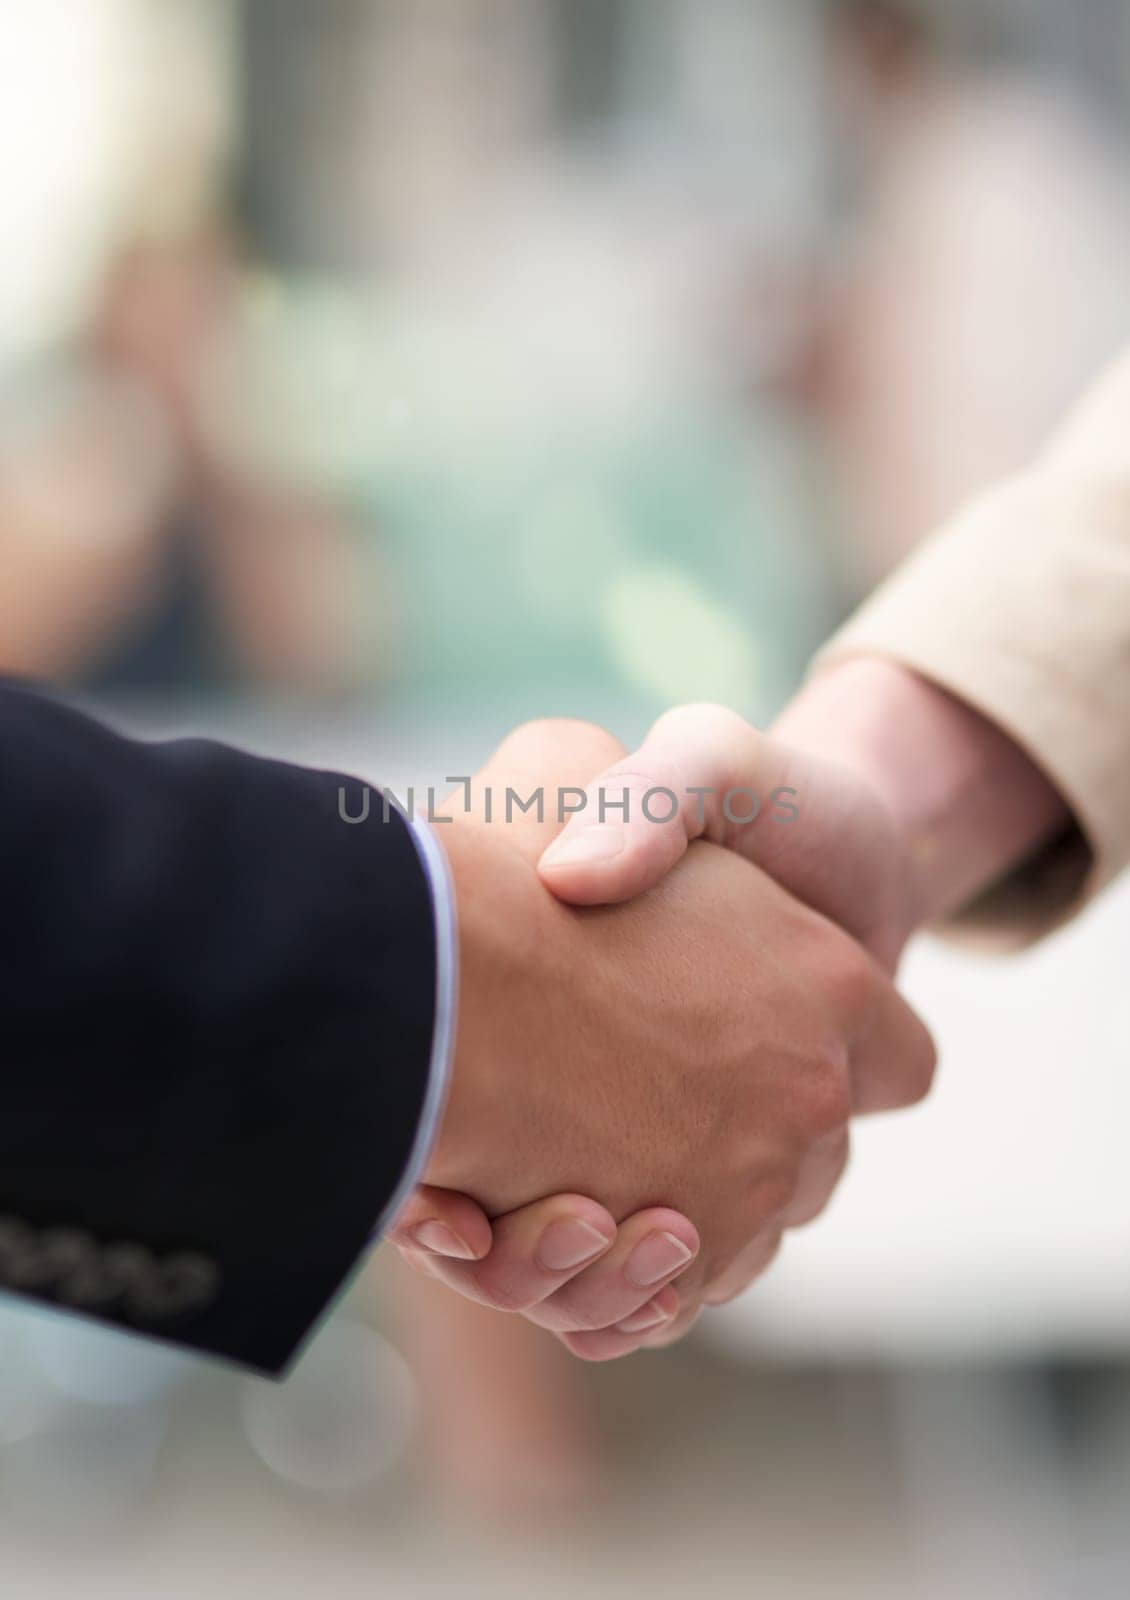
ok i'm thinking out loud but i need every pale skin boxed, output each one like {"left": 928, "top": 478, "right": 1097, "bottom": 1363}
{"left": 391, "top": 662, "right": 1070, "bottom": 1356}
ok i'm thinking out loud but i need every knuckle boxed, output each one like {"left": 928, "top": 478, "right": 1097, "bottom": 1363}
{"left": 555, "top": 1301, "right": 608, "bottom": 1335}
{"left": 749, "top": 1169, "right": 797, "bottom": 1223}
{"left": 704, "top": 1236, "right": 782, "bottom": 1304}
{"left": 904, "top": 1030, "right": 939, "bottom": 1106}
{"left": 798, "top": 1051, "right": 853, "bottom": 1137}
{"left": 472, "top": 1273, "right": 533, "bottom": 1314}
{"left": 530, "top": 1285, "right": 595, "bottom": 1333}
{"left": 825, "top": 938, "right": 876, "bottom": 1020}
{"left": 786, "top": 1163, "right": 845, "bottom": 1228}
{"left": 790, "top": 1190, "right": 833, "bottom": 1228}
{"left": 547, "top": 1278, "right": 642, "bottom": 1334}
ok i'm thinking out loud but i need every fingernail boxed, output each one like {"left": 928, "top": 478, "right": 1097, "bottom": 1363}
{"left": 626, "top": 1231, "right": 695, "bottom": 1287}
{"left": 541, "top": 826, "right": 626, "bottom": 869}
{"left": 615, "top": 1298, "right": 672, "bottom": 1334}
{"left": 412, "top": 1221, "right": 477, "bottom": 1259}
{"left": 536, "top": 1218, "right": 613, "bottom": 1272}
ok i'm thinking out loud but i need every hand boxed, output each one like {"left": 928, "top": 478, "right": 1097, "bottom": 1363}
{"left": 537, "top": 699, "right": 916, "bottom": 970}
{"left": 395, "top": 717, "right": 935, "bottom": 1357}
{"left": 392, "top": 723, "right": 707, "bottom": 1355}
{"left": 390, "top": 1185, "right": 696, "bottom": 1353}
{"left": 537, "top": 673, "right": 1070, "bottom": 967}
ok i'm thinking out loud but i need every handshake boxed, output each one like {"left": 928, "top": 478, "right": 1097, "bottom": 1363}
{"left": 390, "top": 650, "right": 1069, "bottom": 1358}
{"left": 0, "top": 618, "right": 1079, "bottom": 1376}
{"left": 387, "top": 673, "right": 951, "bottom": 1359}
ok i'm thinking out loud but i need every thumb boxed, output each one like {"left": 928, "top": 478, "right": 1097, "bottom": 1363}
{"left": 537, "top": 703, "right": 795, "bottom": 896}
{"left": 537, "top": 702, "right": 907, "bottom": 966}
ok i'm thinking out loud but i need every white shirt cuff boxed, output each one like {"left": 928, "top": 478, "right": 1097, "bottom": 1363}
{"left": 372, "top": 811, "right": 458, "bottom": 1237}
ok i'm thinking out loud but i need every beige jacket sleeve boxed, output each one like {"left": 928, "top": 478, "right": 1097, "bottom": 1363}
{"left": 816, "top": 346, "right": 1130, "bottom": 946}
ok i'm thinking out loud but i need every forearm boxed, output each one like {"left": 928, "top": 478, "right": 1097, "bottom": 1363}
{"left": 801, "top": 347, "right": 1130, "bottom": 943}
{"left": 773, "top": 658, "right": 1072, "bottom": 934}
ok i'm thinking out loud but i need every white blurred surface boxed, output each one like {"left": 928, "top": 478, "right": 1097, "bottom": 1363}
{"left": 710, "top": 875, "right": 1130, "bottom": 1360}
{"left": 240, "top": 1318, "right": 414, "bottom": 1492}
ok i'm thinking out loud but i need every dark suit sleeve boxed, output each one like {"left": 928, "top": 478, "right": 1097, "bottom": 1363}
{"left": 0, "top": 680, "right": 444, "bottom": 1374}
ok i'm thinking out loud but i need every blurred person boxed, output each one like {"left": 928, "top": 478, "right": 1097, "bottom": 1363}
{"left": 0, "top": 360, "right": 178, "bottom": 682}
{"left": 804, "top": 0, "right": 1130, "bottom": 588}
{"left": 0, "top": 231, "right": 375, "bottom": 697}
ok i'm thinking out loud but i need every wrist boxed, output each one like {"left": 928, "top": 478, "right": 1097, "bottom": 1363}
{"left": 422, "top": 815, "right": 541, "bottom": 1205}
{"left": 774, "top": 658, "right": 1071, "bottom": 931}
{"left": 421, "top": 818, "right": 488, "bottom": 1193}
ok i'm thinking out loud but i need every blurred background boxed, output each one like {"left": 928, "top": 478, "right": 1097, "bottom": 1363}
{"left": 1, "top": 1, "right": 1130, "bottom": 1595}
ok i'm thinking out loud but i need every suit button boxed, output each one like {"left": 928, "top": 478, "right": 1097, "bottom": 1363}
{"left": 127, "top": 1252, "right": 221, "bottom": 1322}
{"left": 38, "top": 1227, "right": 100, "bottom": 1291}
{"left": 58, "top": 1241, "right": 152, "bottom": 1309}
{"left": 0, "top": 1219, "right": 98, "bottom": 1290}
{"left": 0, "top": 1216, "right": 36, "bottom": 1285}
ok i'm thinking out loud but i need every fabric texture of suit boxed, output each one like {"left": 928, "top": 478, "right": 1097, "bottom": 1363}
{"left": 0, "top": 680, "right": 441, "bottom": 1374}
